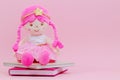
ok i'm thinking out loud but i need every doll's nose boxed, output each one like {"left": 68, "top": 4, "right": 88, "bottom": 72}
{"left": 36, "top": 26, "right": 38, "bottom": 28}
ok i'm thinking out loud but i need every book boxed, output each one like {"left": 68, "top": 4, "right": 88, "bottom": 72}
{"left": 9, "top": 67, "right": 68, "bottom": 76}
{"left": 3, "top": 62, "right": 74, "bottom": 69}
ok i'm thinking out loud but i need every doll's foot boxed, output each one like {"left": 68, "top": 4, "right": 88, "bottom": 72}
{"left": 21, "top": 52, "right": 34, "bottom": 67}
{"left": 38, "top": 51, "right": 50, "bottom": 65}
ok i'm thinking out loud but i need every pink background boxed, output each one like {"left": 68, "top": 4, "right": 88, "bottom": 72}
{"left": 0, "top": 0, "right": 120, "bottom": 80}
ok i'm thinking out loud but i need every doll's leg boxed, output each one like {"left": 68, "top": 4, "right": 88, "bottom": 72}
{"left": 21, "top": 52, "right": 34, "bottom": 66}
{"left": 38, "top": 51, "right": 50, "bottom": 65}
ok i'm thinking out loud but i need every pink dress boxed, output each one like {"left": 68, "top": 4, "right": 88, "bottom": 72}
{"left": 16, "top": 35, "right": 56, "bottom": 62}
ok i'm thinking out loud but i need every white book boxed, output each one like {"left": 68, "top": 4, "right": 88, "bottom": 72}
{"left": 3, "top": 62, "right": 74, "bottom": 69}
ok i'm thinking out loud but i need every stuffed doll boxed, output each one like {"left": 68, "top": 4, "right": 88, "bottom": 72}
{"left": 12, "top": 5, "right": 63, "bottom": 67}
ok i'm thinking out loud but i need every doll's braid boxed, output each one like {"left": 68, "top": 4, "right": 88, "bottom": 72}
{"left": 49, "top": 21, "right": 63, "bottom": 49}
{"left": 13, "top": 24, "right": 22, "bottom": 52}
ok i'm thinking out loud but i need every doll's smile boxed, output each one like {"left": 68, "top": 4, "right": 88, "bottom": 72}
{"left": 34, "top": 29, "right": 39, "bottom": 32}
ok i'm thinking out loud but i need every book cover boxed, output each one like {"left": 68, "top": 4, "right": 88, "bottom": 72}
{"left": 9, "top": 67, "right": 68, "bottom": 76}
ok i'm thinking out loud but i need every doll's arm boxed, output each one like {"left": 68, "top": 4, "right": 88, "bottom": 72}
{"left": 46, "top": 37, "right": 59, "bottom": 54}
{"left": 18, "top": 37, "right": 28, "bottom": 46}
{"left": 15, "top": 37, "right": 28, "bottom": 62}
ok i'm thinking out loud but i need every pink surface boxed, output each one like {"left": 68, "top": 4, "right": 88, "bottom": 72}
{"left": 0, "top": 0, "right": 120, "bottom": 80}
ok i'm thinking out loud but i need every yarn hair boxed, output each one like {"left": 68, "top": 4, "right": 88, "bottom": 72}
{"left": 13, "top": 5, "right": 63, "bottom": 52}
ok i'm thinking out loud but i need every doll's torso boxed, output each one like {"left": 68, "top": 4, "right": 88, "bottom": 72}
{"left": 28, "top": 35, "right": 47, "bottom": 45}
{"left": 17, "top": 34, "right": 56, "bottom": 61}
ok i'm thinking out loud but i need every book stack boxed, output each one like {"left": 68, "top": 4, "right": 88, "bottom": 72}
{"left": 4, "top": 62, "right": 74, "bottom": 76}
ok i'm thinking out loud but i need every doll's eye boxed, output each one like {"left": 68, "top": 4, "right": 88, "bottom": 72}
{"left": 41, "top": 23, "right": 44, "bottom": 26}
{"left": 30, "top": 23, "right": 33, "bottom": 27}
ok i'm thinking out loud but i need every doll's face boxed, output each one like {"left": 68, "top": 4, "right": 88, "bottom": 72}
{"left": 24, "top": 19, "right": 48, "bottom": 36}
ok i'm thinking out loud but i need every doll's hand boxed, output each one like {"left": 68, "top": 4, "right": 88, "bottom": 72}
{"left": 15, "top": 53, "right": 22, "bottom": 62}
{"left": 53, "top": 48, "right": 59, "bottom": 54}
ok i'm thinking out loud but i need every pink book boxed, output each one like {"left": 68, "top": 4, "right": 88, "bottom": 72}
{"left": 9, "top": 67, "right": 68, "bottom": 76}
